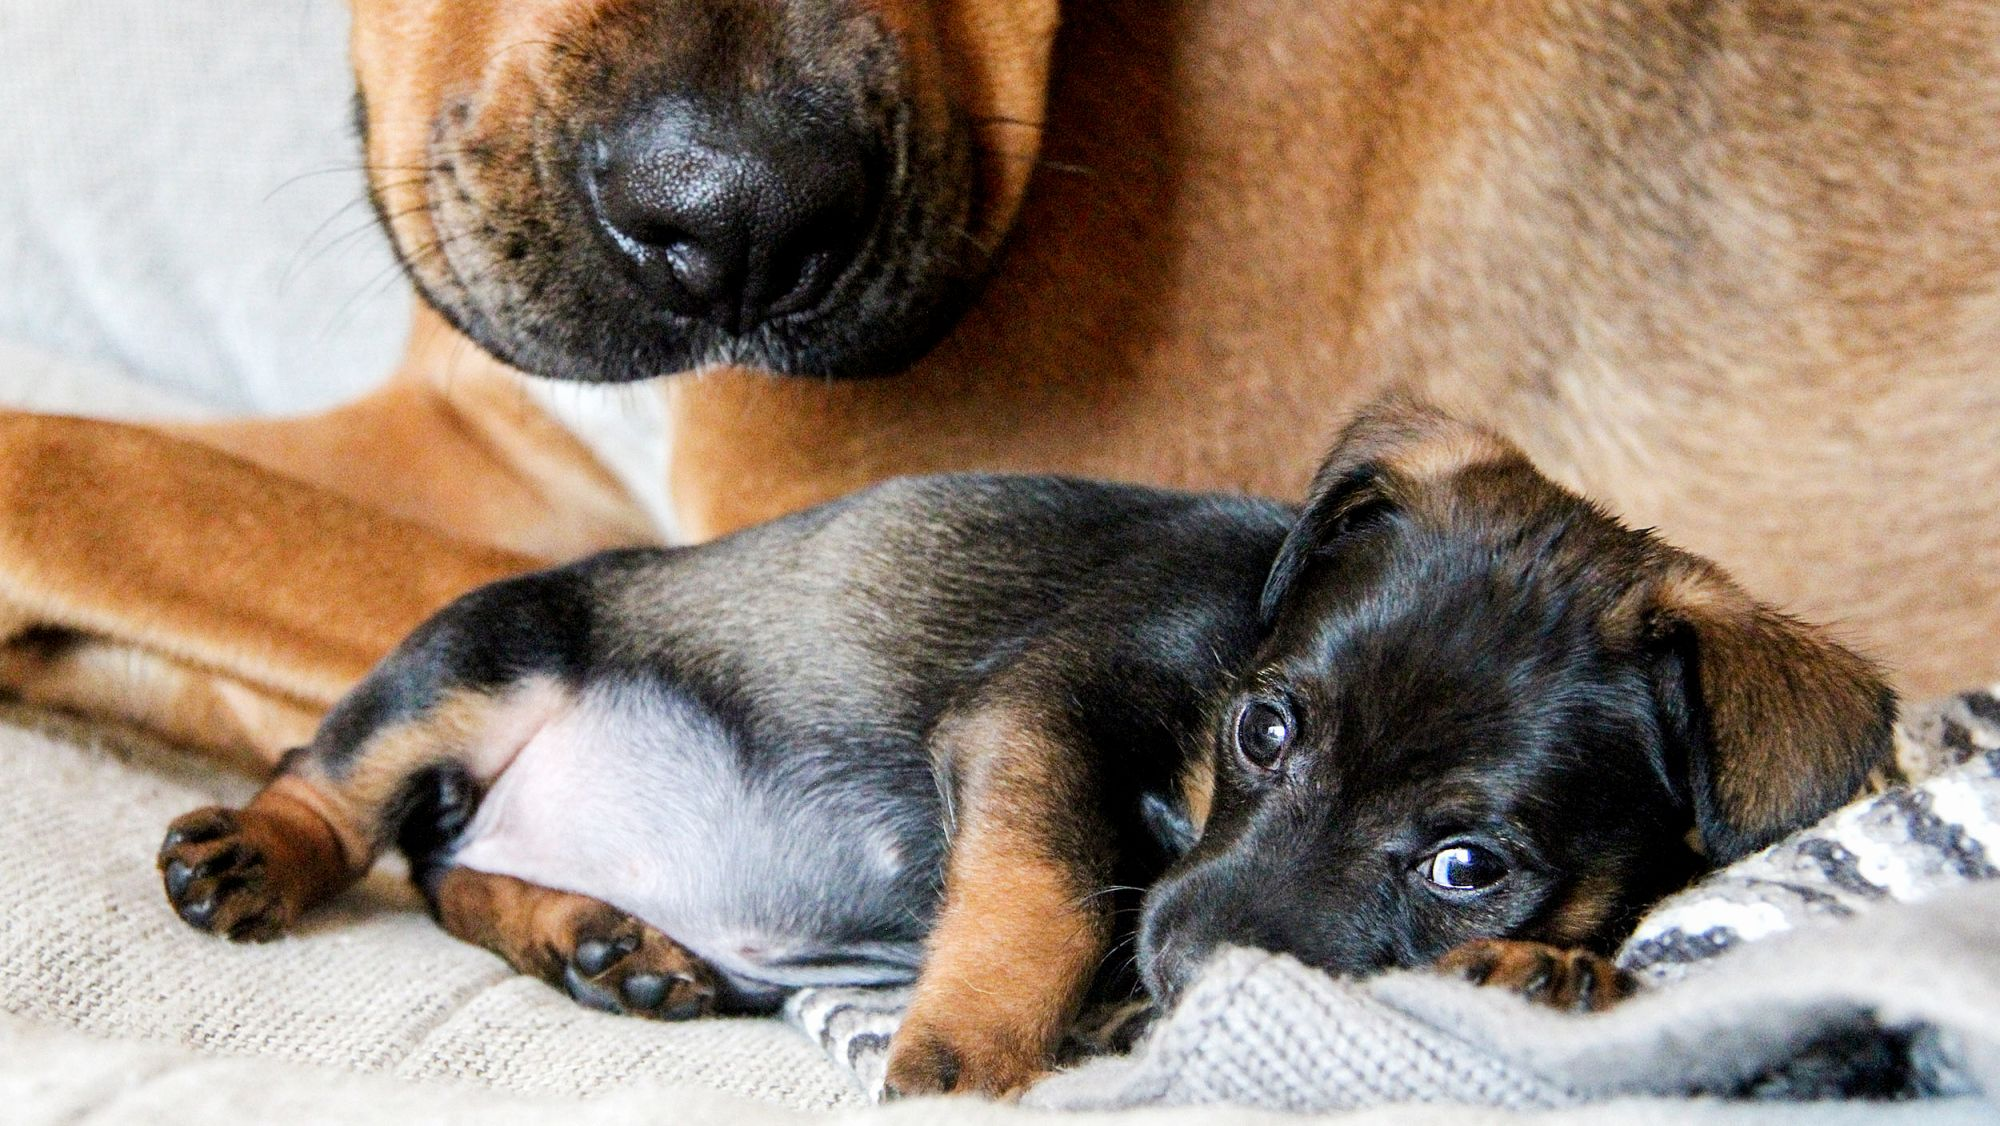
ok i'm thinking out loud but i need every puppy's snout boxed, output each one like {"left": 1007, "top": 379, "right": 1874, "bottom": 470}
{"left": 1139, "top": 929, "right": 1209, "bottom": 1009}
{"left": 585, "top": 93, "right": 874, "bottom": 333}
{"left": 1137, "top": 885, "right": 1223, "bottom": 1008}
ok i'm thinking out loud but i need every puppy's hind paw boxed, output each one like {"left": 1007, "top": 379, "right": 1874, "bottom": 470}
{"left": 559, "top": 908, "right": 717, "bottom": 1021}
{"left": 1436, "top": 938, "right": 1634, "bottom": 1013}
{"left": 158, "top": 807, "right": 286, "bottom": 941}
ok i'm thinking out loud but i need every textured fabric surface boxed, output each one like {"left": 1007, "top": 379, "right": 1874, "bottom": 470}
{"left": 1624, "top": 688, "right": 2000, "bottom": 984}
{"left": 0, "top": 0, "right": 406, "bottom": 413}
{"left": 1027, "top": 882, "right": 2000, "bottom": 1114}
{"left": 17, "top": 1012, "right": 1991, "bottom": 1126}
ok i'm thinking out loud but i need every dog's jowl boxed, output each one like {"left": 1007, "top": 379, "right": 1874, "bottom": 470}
{"left": 159, "top": 404, "right": 1894, "bottom": 1096}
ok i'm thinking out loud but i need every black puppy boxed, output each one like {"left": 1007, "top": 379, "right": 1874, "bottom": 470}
{"left": 156, "top": 402, "right": 1894, "bottom": 1098}
{"left": 1141, "top": 406, "right": 1896, "bottom": 1010}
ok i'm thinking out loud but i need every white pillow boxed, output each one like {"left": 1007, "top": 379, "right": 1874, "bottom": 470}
{"left": 0, "top": 0, "right": 408, "bottom": 414}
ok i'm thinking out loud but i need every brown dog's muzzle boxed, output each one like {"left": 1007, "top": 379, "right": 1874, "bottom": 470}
{"left": 585, "top": 90, "right": 875, "bottom": 336}
{"left": 350, "top": 0, "right": 1056, "bottom": 382}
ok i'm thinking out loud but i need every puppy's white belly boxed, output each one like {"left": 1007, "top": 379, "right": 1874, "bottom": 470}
{"left": 451, "top": 680, "right": 936, "bottom": 991}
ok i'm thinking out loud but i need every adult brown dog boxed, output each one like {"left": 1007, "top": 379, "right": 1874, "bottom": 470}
{"left": 0, "top": 3, "right": 1996, "bottom": 762}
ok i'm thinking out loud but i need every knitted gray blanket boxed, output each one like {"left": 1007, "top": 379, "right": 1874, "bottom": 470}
{"left": 785, "top": 687, "right": 2000, "bottom": 1111}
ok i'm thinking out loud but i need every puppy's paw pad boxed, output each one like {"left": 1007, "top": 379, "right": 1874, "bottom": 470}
{"left": 157, "top": 807, "right": 284, "bottom": 941}
{"left": 560, "top": 912, "right": 715, "bottom": 1021}
{"left": 1436, "top": 938, "right": 1633, "bottom": 1012}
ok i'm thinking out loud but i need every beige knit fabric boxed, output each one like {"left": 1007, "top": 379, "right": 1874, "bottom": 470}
{"left": 12, "top": 1012, "right": 1986, "bottom": 1126}
{"left": 0, "top": 710, "right": 860, "bottom": 1111}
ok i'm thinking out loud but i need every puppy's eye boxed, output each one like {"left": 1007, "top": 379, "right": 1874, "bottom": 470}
{"left": 1233, "top": 698, "right": 1294, "bottom": 769}
{"left": 1419, "top": 845, "right": 1508, "bottom": 892}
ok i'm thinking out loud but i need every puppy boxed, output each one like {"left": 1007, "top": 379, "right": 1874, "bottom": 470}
{"left": 156, "top": 404, "right": 1894, "bottom": 1096}
{"left": 1138, "top": 405, "right": 1899, "bottom": 1011}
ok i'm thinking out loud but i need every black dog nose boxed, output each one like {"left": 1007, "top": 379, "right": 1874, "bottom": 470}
{"left": 1140, "top": 930, "right": 1211, "bottom": 1009}
{"left": 1138, "top": 889, "right": 1223, "bottom": 1008}
{"left": 586, "top": 95, "right": 871, "bottom": 333}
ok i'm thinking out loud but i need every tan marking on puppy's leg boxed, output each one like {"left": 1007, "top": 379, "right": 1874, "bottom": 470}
{"left": 887, "top": 840, "right": 1108, "bottom": 1098}
{"left": 329, "top": 683, "right": 558, "bottom": 834}
{"left": 433, "top": 868, "right": 718, "bottom": 1020}
{"left": 1436, "top": 938, "right": 1633, "bottom": 1013}
{"left": 279, "top": 677, "right": 571, "bottom": 860}
{"left": 158, "top": 778, "right": 356, "bottom": 941}
{"left": 159, "top": 679, "right": 569, "bottom": 940}
{"left": 885, "top": 705, "right": 1111, "bottom": 1099}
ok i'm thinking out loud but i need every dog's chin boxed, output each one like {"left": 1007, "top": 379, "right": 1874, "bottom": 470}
{"left": 390, "top": 147, "right": 991, "bottom": 383}
{"left": 410, "top": 270, "right": 980, "bottom": 384}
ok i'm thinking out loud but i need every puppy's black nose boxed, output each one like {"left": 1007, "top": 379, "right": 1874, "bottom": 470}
{"left": 586, "top": 95, "right": 871, "bottom": 333}
{"left": 1138, "top": 890, "right": 1221, "bottom": 1008}
{"left": 1140, "top": 930, "right": 1212, "bottom": 1009}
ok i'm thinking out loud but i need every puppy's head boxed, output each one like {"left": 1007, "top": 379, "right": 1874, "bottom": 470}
{"left": 1138, "top": 401, "right": 1895, "bottom": 1003}
{"left": 351, "top": 0, "right": 1056, "bottom": 380}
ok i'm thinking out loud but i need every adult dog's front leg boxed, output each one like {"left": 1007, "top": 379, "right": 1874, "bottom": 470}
{"left": 0, "top": 411, "right": 536, "bottom": 756}
{"left": 884, "top": 705, "right": 1114, "bottom": 1099}
{"left": 0, "top": 314, "right": 655, "bottom": 759}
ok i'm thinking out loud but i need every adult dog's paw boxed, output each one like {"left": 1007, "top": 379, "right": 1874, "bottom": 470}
{"left": 1436, "top": 938, "right": 1634, "bottom": 1013}
{"left": 158, "top": 807, "right": 289, "bottom": 941}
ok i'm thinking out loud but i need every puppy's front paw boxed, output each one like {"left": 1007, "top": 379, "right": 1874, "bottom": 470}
{"left": 1436, "top": 938, "right": 1634, "bottom": 1013}
{"left": 158, "top": 807, "right": 288, "bottom": 941}
{"left": 559, "top": 907, "right": 717, "bottom": 1021}
{"left": 882, "top": 1016, "right": 1046, "bottom": 1100}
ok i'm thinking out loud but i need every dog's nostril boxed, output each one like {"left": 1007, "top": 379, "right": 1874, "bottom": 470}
{"left": 584, "top": 93, "right": 872, "bottom": 333}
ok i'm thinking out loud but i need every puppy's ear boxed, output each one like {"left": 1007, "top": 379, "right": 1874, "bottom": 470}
{"left": 1636, "top": 558, "right": 1896, "bottom": 864}
{"left": 1261, "top": 398, "right": 1517, "bottom": 627}
{"left": 1258, "top": 463, "right": 1389, "bottom": 627}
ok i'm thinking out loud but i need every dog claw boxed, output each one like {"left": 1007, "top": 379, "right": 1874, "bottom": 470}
{"left": 163, "top": 858, "right": 195, "bottom": 899}
{"left": 160, "top": 809, "right": 236, "bottom": 850}
{"left": 561, "top": 964, "right": 622, "bottom": 1013}
{"left": 176, "top": 891, "right": 218, "bottom": 930}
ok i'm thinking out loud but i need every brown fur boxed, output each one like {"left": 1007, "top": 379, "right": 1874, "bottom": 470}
{"left": 885, "top": 703, "right": 1114, "bottom": 1097}
{"left": 157, "top": 778, "right": 359, "bottom": 939}
{"left": 1435, "top": 939, "right": 1634, "bottom": 1014}
{"left": 432, "top": 868, "right": 719, "bottom": 1018}
{"left": 0, "top": 6, "right": 1992, "bottom": 756}
{"left": 1641, "top": 559, "right": 1900, "bottom": 861}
